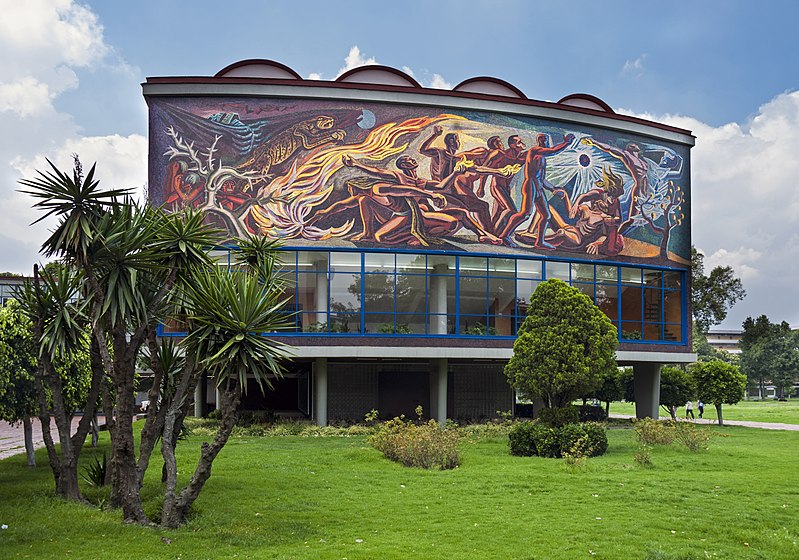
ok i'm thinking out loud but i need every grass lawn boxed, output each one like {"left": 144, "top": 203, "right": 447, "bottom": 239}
{"left": 609, "top": 399, "right": 799, "bottom": 424}
{"left": 1, "top": 423, "right": 798, "bottom": 559}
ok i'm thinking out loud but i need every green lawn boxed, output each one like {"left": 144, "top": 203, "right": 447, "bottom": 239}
{"left": 609, "top": 399, "right": 799, "bottom": 424}
{"left": 1, "top": 424, "right": 798, "bottom": 559}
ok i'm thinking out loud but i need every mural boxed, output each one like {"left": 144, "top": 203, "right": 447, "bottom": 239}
{"left": 149, "top": 98, "right": 690, "bottom": 266}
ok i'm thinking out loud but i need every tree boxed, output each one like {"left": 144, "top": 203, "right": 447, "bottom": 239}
{"left": 19, "top": 159, "right": 289, "bottom": 527}
{"left": 0, "top": 299, "right": 38, "bottom": 466}
{"left": 691, "top": 247, "right": 745, "bottom": 333}
{"left": 692, "top": 360, "right": 746, "bottom": 426}
{"left": 658, "top": 366, "right": 696, "bottom": 420}
{"left": 587, "top": 367, "right": 624, "bottom": 416}
{"left": 740, "top": 317, "right": 799, "bottom": 399}
{"left": 505, "top": 279, "right": 617, "bottom": 409}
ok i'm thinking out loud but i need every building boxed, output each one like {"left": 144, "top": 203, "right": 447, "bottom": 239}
{"left": 144, "top": 59, "right": 696, "bottom": 423}
{"left": 706, "top": 329, "right": 743, "bottom": 355}
{"left": 0, "top": 275, "right": 27, "bottom": 306}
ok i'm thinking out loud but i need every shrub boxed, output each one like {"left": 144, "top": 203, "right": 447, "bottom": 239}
{"left": 81, "top": 452, "right": 108, "bottom": 487}
{"left": 673, "top": 422, "right": 714, "bottom": 452}
{"left": 514, "top": 403, "right": 535, "bottom": 418}
{"left": 538, "top": 405, "right": 579, "bottom": 427}
{"left": 634, "top": 418, "right": 675, "bottom": 446}
{"left": 578, "top": 404, "right": 608, "bottom": 422}
{"left": 509, "top": 421, "right": 608, "bottom": 458}
{"left": 634, "top": 444, "right": 653, "bottom": 468}
{"left": 369, "top": 415, "right": 460, "bottom": 469}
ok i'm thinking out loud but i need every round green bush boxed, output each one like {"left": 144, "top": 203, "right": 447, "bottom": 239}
{"left": 508, "top": 421, "right": 608, "bottom": 458}
{"left": 578, "top": 404, "right": 608, "bottom": 422}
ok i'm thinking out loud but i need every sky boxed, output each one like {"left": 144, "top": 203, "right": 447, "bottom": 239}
{"left": 1, "top": 0, "right": 798, "bottom": 330}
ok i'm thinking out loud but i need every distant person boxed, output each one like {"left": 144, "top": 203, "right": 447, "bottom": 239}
{"left": 685, "top": 400, "right": 695, "bottom": 420}
{"left": 697, "top": 400, "right": 704, "bottom": 419}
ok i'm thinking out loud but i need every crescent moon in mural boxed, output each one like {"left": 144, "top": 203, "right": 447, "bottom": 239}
{"left": 357, "top": 109, "right": 376, "bottom": 129}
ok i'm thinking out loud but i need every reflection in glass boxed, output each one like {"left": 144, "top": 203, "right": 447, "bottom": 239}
{"left": 364, "top": 252, "right": 394, "bottom": 272}
{"left": 643, "top": 269, "right": 662, "bottom": 288}
{"left": 621, "top": 321, "right": 643, "bottom": 340}
{"left": 517, "top": 259, "right": 542, "bottom": 279}
{"left": 574, "top": 282, "right": 595, "bottom": 302}
{"left": 489, "top": 258, "right": 516, "bottom": 275}
{"left": 460, "top": 256, "right": 488, "bottom": 276}
{"left": 621, "top": 267, "right": 642, "bottom": 285}
{"left": 596, "top": 284, "right": 619, "bottom": 321}
{"left": 644, "top": 323, "right": 663, "bottom": 341}
{"left": 396, "top": 274, "right": 427, "bottom": 314}
{"left": 396, "top": 253, "right": 427, "bottom": 272}
{"left": 596, "top": 265, "right": 618, "bottom": 282}
{"left": 663, "top": 271, "right": 682, "bottom": 289}
{"left": 547, "top": 261, "right": 570, "bottom": 281}
{"left": 572, "top": 263, "right": 594, "bottom": 282}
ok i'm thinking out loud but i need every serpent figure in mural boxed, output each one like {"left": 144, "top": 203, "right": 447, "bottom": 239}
{"left": 236, "top": 115, "right": 347, "bottom": 191}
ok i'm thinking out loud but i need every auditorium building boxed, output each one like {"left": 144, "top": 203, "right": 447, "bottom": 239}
{"left": 144, "top": 59, "right": 696, "bottom": 424}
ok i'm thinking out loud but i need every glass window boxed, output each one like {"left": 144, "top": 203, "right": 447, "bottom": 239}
{"left": 621, "top": 321, "right": 643, "bottom": 341}
{"left": 489, "top": 277, "right": 516, "bottom": 317}
{"left": 621, "top": 267, "right": 642, "bottom": 285}
{"left": 365, "top": 313, "right": 396, "bottom": 334}
{"left": 329, "top": 313, "right": 359, "bottom": 334}
{"left": 489, "top": 258, "right": 516, "bottom": 276}
{"left": 546, "top": 261, "right": 570, "bottom": 281}
{"left": 663, "top": 271, "right": 682, "bottom": 289}
{"left": 574, "top": 282, "right": 595, "bottom": 302}
{"left": 596, "top": 265, "right": 618, "bottom": 283}
{"left": 298, "top": 250, "right": 329, "bottom": 270}
{"left": 643, "top": 269, "right": 662, "bottom": 288}
{"left": 571, "top": 263, "right": 594, "bottom": 282}
{"left": 664, "top": 323, "right": 683, "bottom": 343}
{"left": 644, "top": 288, "right": 661, "bottom": 323}
{"left": 664, "top": 290, "right": 683, "bottom": 325}
{"left": 596, "top": 283, "right": 618, "bottom": 321}
{"left": 329, "top": 253, "right": 361, "bottom": 315}
{"left": 397, "top": 314, "right": 426, "bottom": 335}
{"left": 363, "top": 273, "right": 394, "bottom": 313}
{"left": 620, "top": 285, "right": 642, "bottom": 324}
{"left": 428, "top": 254, "right": 455, "bottom": 273}
{"left": 644, "top": 323, "right": 663, "bottom": 341}
{"left": 459, "top": 276, "right": 488, "bottom": 318}
{"left": 516, "top": 279, "right": 540, "bottom": 305}
{"left": 517, "top": 259, "right": 542, "bottom": 280}
{"left": 364, "top": 252, "right": 394, "bottom": 272}
{"left": 460, "top": 256, "right": 488, "bottom": 276}
{"left": 396, "top": 253, "right": 427, "bottom": 273}
{"left": 396, "top": 274, "right": 427, "bottom": 314}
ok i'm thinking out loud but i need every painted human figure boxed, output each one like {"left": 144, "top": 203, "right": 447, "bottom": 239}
{"left": 500, "top": 132, "right": 575, "bottom": 248}
{"left": 311, "top": 155, "right": 506, "bottom": 246}
{"left": 544, "top": 166, "right": 625, "bottom": 255}
{"left": 480, "top": 135, "right": 525, "bottom": 232}
{"left": 581, "top": 137, "right": 650, "bottom": 234}
{"left": 419, "top": 126, "right": 498, "bottom": 235}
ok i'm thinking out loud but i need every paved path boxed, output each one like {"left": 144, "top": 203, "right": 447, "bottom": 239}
{"left": 0, "top": 417, "right": 100, "bottom": 461}
{"left": 610, "top": 414, "right": 799, "bottom": 431}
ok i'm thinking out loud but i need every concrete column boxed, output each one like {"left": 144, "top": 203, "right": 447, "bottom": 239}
{"left": 314, "top": 358, "right": 328, "bottom": 426}
{"left": 429, "top": 264, "right": 448, "bottom": 335}
{"left": 193, "top": 374, "right": 207, "bottom": 417}
{"left": 214, "top": 387, "right": 221, "bottom": 412}
{"left": 429, "top": 358, "right": 448, "bottom": 424}
{"left": 633, "top": 363, "right": 662, "bottom": 419}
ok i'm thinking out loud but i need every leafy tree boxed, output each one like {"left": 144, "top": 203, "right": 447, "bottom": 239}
{"left": 692, "top": 360, "right": 746, "bottom": 426}
{"left": 740, "top": 316, "right": 797, "bottom": 399}
{"left": 691, "top": 247, "right": 745, "bottom": 333}
{"left": 658, "top": 366, "right": 696, "bottom": 420}
{"left": 0, "top": 299, "right": 38, "bottom": 466}
{"left": 586, "top": 367, "right": 624, "bottom": 416}
{"left": 19, "top": 159, "right": 289, "bottom": 527}
{"left": 505, "top": 279, "right": 617, "bottom": 409}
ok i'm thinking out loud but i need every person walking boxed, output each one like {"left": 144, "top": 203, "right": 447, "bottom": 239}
{"left": 685, "top": 401, "right": 695, "bottom": 420}
{"left": 697, "top": 400, "right": 704, "bottom": 419}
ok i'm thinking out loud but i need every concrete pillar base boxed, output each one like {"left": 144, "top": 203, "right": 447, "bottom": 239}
{"left": 314, "top": 358, "right": 328, "bottom": 426}
{"left": 430, "top": 358, "right": 448, "bottom": 424}
{"left": 633, "top": 363, "right": 663, "bottom": 419}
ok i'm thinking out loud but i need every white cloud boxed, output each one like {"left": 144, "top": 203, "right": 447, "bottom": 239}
{"left": 621, "top": 91, "right": 799, "bottom": 327}
{"left": 428, "top": 74, "right": 453, "bottom": 90}
{"left": 336, "top": 46, "right": 378, "bottom": 77}
{"left": 307, "top": 72, "right": 323, "bottom": 80}
{"left": 622, "top": 54, "right": 647, "bottom": 76}
{"left": 0, "top": 1, "right": 144, "bottom": 275}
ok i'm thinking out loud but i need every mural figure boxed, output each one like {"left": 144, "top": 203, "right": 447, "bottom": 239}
{"left": 500, "top": 132, "right": 575, "bottom": 248}
{"left": 238, "top": 115, "right": 347, "bottom": 189}
{"left": 581, "top": 137, "right": 649, "bottom": 234}
{"left": 152, "top": 99, "right": 689, "bottom": 265}
{"left": 544, "top": 166, "right": 625, "bottom": 255}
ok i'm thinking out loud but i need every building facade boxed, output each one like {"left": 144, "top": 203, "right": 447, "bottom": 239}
{"left": 144, "top": 60, "right": 696, "bottom": 423}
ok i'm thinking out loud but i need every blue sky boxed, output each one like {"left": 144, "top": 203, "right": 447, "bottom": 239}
{"left": 1, "top": 0, "right": 798, "bottom": 330}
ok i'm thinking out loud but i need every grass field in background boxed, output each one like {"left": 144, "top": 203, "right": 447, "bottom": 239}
{"left": 1, "top": 422, "right": 797, "bottom": 559}
{"left": 609, "top": 399, "right": 799, "bottom": 424}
